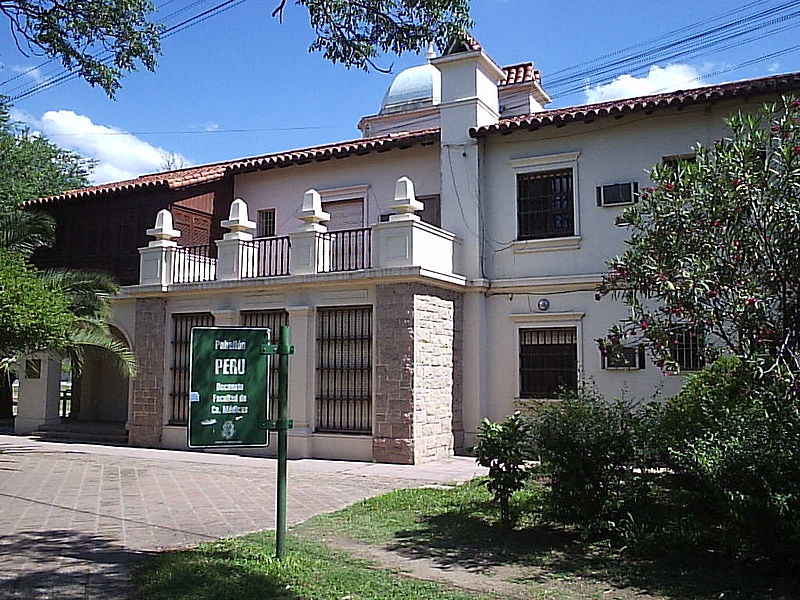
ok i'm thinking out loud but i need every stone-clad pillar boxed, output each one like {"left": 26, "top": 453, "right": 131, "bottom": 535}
{"left": 129, "top": 297, "right": 167, "bottom": 447}
{"left": 373, "top": 285, "right": 416, "bottom": 464}
{"left": 373, "top": 284, "right": 463, "bottom": 464}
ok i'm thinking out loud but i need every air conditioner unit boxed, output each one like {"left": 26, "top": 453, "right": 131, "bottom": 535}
{"left": 602, "top": 345, "right": 646, "bottom": 370}
{"left": 596, "top": 182, "right": 639, "bottom": 207}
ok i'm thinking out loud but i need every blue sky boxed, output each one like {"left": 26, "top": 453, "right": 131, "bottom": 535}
{"left": 2, "top": 0, "right": 799, "bottom": 184}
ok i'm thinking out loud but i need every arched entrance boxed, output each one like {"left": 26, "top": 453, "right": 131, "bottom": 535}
{"left": 63, "top": 325, "right": 131, "bottom": 443}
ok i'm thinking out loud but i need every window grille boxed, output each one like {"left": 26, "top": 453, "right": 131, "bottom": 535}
{"left": 241, "top": 310, "right": 289, "bottom": 420}
{"left": 519, "top": 327, "right": 578, "bottom": 399}
{"left": 517, "top": 169, "right": 574, "bottom": 240}
{"left": 170, "top": 313, "right": 214, "bottom": 424}
{"left": 316, "top": 306, "right": 372, "bottom": 434}
{"left": 671, "top": 326, "right": 705, "bottom": 371}
{"left": 257, "top": 209, "right": 276, "bottom": 238}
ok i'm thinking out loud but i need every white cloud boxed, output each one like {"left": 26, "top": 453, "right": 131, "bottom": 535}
{"left": 768, "top": 62, "right": 781, "bottom": 73}
{"left": 583, "top": 64, "right": 705, "bottom": 104}
{"left": 14, "top": 109, "right": 192, "bottom": 185}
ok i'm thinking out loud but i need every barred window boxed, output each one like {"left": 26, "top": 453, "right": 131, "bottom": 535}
{"left": 671, "top": 326, "right": 704, "bottom": 371}
{"left": 519, "top": 328, "right": 578, "bottom": 399}
{"left": 170, "top": 313, "right": 214, "bottom": 424}
{"left": 316, "top": 306, "right": 372, "bottom": 434}
{"left": 517, "top": 169, "right": 574, "bottom": 240}
{"left": 257, "top": 209, "right": 276, "bottom": 238}
{"left": 241, "top": 310, "right": 289, "bottom": 420}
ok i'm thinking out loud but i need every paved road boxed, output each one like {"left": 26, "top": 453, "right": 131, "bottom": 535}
{"left": 0, "top": 435, "right": 485, "bottom": 600}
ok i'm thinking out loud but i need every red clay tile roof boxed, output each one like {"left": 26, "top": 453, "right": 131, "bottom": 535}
{"left": 500, "top": 62, "right": 541, "bottom": 86}
{"left": 472, "top": 71, "right": 800, "bottom": 137}
{"left": 32, "top": 129, "right": 440, "bottom": 205}
{"left": 443, "top": 33, "right": 482, "bottom": 55}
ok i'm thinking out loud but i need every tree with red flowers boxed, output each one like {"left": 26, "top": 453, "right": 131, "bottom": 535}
{"left": 597, "top": 96, "right": 800, "bottom": 377}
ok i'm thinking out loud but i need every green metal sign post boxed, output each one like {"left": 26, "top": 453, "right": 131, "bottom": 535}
{"left": 188, "top": 325, "right": 294, "bottom": 560}
{"left": 272, "top": 324, "right": 294, "bottom": 560}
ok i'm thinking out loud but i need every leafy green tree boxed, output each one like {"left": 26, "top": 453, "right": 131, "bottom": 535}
{"left": 0, "top": 103, "right": 91, "bottom": 206}
{"left": 272, "top": 0, "right": 471, "bottom": 71}
{"left": 594, "top": 97, "right": 800, "bottom": 563}
{"left": 597, "top": 96, "right": 800, "bottom": 377}
{"left": 1, "top": 0, "right": 160, "bottom": 97}
{"left": 2, "top": 1, "right": 471, "bottom": 96}
{"left": 0, "top": 248, "right": 73, "bottom": 365}
{"left": 0, "top": 207, "right": 136, "bottom": 417}
{"left": 0, "top": 208, "right": 136, "bottom": 375}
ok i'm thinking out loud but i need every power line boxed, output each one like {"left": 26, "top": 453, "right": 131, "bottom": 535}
{"left": 0, "top": 0, "right": 213, "bottom": 90}
{"left": 540, "top": 0, "right": 800, "bottom": 102}
{"left": 6, "top": 0, "right": 251, "bottom": 101}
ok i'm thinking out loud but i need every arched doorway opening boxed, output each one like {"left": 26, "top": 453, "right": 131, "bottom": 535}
{"left": 64, "top": 325, "right": 131, "bottom": 442}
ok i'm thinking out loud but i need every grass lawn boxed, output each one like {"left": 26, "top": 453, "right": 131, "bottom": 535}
{"left": 300, "top": 479, "right": 796, "bottom": 600}
{"left": 136, "top": 479, "right": 797, "bottom": 600}
{"left": 133, "top": 529, "right": 486, "bottom": 600}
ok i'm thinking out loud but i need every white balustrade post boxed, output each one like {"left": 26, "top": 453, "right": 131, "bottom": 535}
{"left": 289, "top": 189, "right": 330, "bottom": 275}
{"left": 139, "top": 209, "right": 180, "bottom": 286}
{"left": 389, "top": 176, "right": 424, "bottom": 221}
{"left": 372, "top": 177, "right": 423, "bottom": 269}
{"left": 216, "top": 198, "right": 256, "bottom": 280}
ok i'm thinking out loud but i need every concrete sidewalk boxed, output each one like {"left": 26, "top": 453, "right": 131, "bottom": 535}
{"left": 0, "top": 435, "right": 485, "bottom": 599}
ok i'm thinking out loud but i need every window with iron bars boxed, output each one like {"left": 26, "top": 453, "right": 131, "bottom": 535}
{"left": 316, "top": 306, "right": 372, "bottom": 434}
{"left": 519, "top": 327, "right": 578, "bottom": 399}
{"left": 670, "top": 325, "right": 705, "bottom": 371}
{"left": 517, "top": 169, "right": 574, "bottom": 240}
{"left": 170, "top": 312, "right": 214, "bottom": 424}
{"left": 241, "top": 310, "right": 289, "bottom": 420}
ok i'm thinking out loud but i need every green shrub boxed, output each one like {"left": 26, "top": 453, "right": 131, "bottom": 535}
{"left": 530, "top": 387, "right": 657, "bottom": 531}
{"left": 475, "top": 412, "right": 533, "bottom": 527}
{"left": 662, "top": 357, "right": 800, "bottom": 564}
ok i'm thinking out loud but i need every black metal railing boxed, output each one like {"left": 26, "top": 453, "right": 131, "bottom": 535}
{"left": 315, "top": 306, "right": 372, "bottom": 434}
{"left": 319, "top": 228, "right": 372, "bottom": 273}
{"left": 242, "top": 236, "right": 290, "bottom": 278}
{"left": 171, "top": 245, "right": 217, "bottom": 283}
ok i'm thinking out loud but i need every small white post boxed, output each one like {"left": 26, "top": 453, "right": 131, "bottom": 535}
{"left": 217, "top": 198, "right": 256, "bottom": 280}
{"left": 139, "top": 209, "right": 180, "bottom": 286}
{"left": 290, "top": 189, "right": 331, "bottom": 274}
{"left": 389, "top": 176, "right": 424, "bottom": 221}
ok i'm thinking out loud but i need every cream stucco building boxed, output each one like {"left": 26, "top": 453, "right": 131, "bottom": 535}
{"left": 17, "top": 37, "right": 800, "bottom": 463}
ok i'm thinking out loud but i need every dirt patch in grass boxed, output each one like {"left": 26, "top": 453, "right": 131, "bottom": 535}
{"left": 298, "top": 480, "right": 799, "bottom": 600}
{"left": 310, "top": 531, "right": 657, "bottom": 600}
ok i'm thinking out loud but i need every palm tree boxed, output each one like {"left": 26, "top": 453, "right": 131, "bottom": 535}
{"left": 0, "top": 207, "right": 137, "bottom": 377}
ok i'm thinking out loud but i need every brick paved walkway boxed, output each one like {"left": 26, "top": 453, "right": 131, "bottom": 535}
{"left": 0, "top": 435, "right": 485, "bottom": 600}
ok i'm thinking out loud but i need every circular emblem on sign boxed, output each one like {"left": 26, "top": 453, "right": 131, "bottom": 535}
{"left": 221, "top": 420, "right": 236, "bottom": 440}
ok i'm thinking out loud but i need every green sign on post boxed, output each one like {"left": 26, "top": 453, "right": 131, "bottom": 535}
{"left": 188, "top": 327, "right": 271, "bottom": 448}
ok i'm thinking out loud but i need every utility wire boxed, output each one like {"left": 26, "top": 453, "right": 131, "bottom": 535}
{"left": 547, "top": 0, "right": 800, "bottom": 94}
{"left": 0, "top": 0, "right": 214, "bottom": 90}
{"left": 6, "top": 0, "right": 250, "bottom": 101}
{"left": 553, "top": 18, "right": 800, "bottom": 98}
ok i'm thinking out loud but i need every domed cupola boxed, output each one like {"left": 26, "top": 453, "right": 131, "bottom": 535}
{"left": 379, "top": 48, "right": 441, "bottom": 115}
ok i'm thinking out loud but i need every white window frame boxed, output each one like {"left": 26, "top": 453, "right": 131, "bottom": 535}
{"left": 510, "top": 151, "right": 581, "bottom": 253}
{"left": 510, "top": 311, "right": 584, "bottom": 400}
